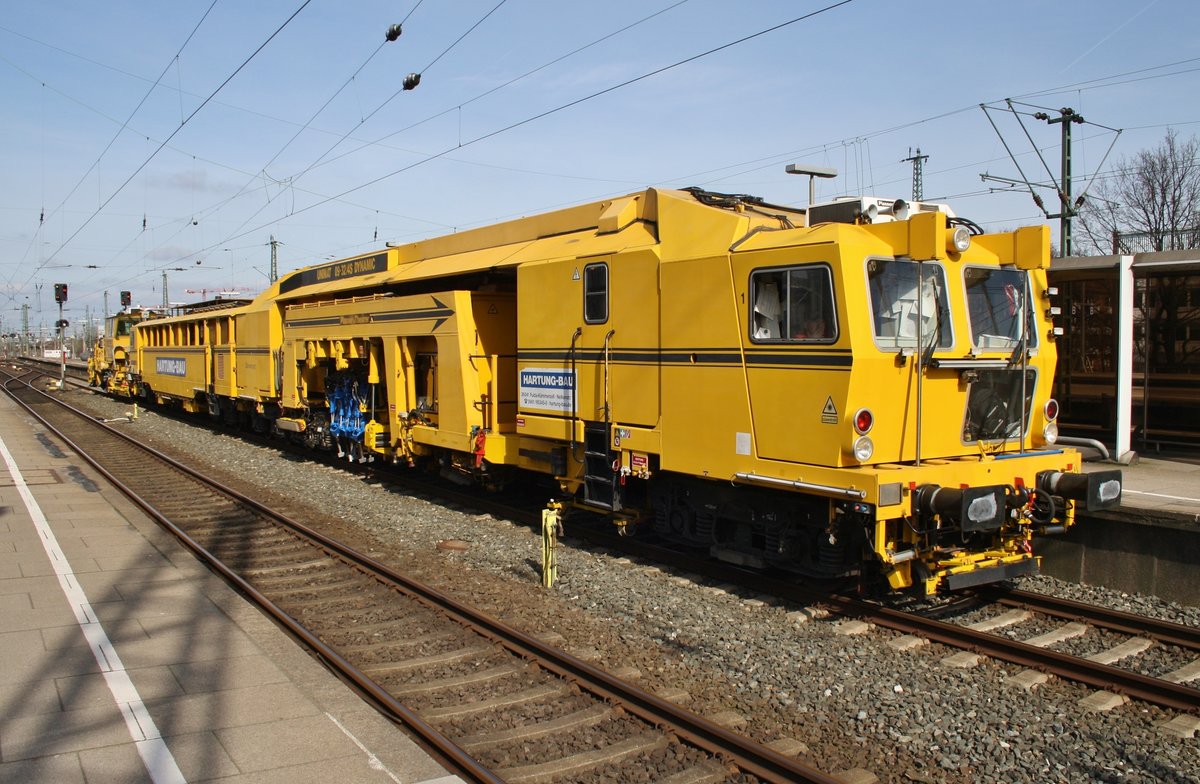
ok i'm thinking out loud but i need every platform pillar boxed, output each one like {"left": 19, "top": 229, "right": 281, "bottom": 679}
{"left": 1115, "top": 255, "right": 1135, "bottom": 462}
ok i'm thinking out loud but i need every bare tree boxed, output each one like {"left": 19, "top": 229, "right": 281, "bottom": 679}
{"left": 1077, "top": 129, "right": 1200, "bottom": 255}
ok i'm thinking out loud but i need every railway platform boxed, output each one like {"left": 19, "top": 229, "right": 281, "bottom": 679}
{"left": 1051, "top": 455, "right": 1200, "bottom": 605}
{"left": 1083, "top": 454, "right": 1200, "bottom": 524}
{"left": 0, "top": 392, "right": 461, "bottom": 783}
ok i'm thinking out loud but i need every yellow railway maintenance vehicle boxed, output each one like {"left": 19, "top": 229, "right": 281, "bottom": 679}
{"left": 129, "top": 187, "right": 1121, "bottom": 594}
{"left": 88, "top": 305, "right": 157, "bottom": 396}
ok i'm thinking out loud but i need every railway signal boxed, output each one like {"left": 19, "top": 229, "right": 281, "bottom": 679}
{"left": 53, "top": 283, "right": 68, "bottom": 389}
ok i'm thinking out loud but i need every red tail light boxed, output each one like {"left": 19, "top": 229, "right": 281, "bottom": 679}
{"left": 854, "top": 408, "right": 874, "bottom": 435}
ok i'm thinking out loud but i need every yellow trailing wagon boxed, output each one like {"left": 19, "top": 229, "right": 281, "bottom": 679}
{"left": 129, "top": 187, "right": 1121, "bottom": 594}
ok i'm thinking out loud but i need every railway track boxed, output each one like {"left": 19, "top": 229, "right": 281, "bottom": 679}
{"left": 297, "top": 437, "right": 1200, "bottom": 723}
{"left": 18, "top": 355, "right": 89, "bottom": 381}
{"left": 1, "top": 366, "right": 845, "bottom": 784}
{"left": 978, "top": 586, "right": 1200, "bottom": 651}
{"left": 843, "top": 591, "right": 1200, "bottom": 714}
{"left": 276, "top": 421, "right": 1200, "bottom": 720}
{"left": 19, "top": 359, "right": 1200, "bottom": 751}
{"left": 571, "top": 529, "right": 1200, "bottom": 715}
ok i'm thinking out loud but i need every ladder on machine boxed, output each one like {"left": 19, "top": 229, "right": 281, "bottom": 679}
{"left": 583, "top": 329, "right": 621, "bottom": 510}
{"left": 582, "top": 421, "right": 620, "bottom": 511}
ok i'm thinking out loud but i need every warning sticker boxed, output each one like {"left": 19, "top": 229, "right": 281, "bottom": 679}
{"left": 821, "top": 396, "right": 838, "bottom": 425}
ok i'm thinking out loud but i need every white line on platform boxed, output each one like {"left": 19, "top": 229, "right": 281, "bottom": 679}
{"left": 1123, "top": 489, "right": 1200, "bottom": 503}
{"left": 0, "top": 432, "right": 187, "bottom": 784}
{"left": 325, "top": 712, "right": 405, "bottom": 783}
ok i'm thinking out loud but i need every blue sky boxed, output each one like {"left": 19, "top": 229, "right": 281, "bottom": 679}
{"left": 2, "top": 0, "right": 1197, "bottom": 331}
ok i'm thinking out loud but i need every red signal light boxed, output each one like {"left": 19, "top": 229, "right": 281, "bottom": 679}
{"left": 853, "top": 408, "right": 874, "bottom": 435}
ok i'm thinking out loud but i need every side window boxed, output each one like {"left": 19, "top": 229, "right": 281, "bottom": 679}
{"left": 583, "top": 262, "right": 608, "bottom": 324}
{"left": 752, "top": 271, "right": 786, "bottom": 339}
{"left": 750, "top": 265, "right": 836, "bottom": 342}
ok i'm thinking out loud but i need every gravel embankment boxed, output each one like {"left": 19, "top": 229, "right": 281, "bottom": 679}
{"left": 65, "top": 389, "right": 1200, "bottom": 784}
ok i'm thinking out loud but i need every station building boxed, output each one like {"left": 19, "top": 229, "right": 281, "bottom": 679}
{"left": 1050, "top": 249, "right": 1200, "bottom": 460}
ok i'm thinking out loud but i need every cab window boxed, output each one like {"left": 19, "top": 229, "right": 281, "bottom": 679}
{"left": 963, "top": 266, "right": 1038, "bottom": 350}
{"left": 583, "top": 263, "right": 608, "bottom": 324}
{"left": 867, "top": 258, "right": 952, "bottom": 350}
{"left": 750, "top": 265, "right": 836, "bottom": 342}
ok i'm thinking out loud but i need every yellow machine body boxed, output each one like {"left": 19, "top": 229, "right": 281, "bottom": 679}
{"left": 129, "top": 188, "right": 1119, "bottom": 593}
{"left": 88, "top": 308, "right": 153, "bottom": 397}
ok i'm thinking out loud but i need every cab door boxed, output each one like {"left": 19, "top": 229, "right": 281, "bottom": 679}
{"left": 742, "top": 258, "right": 852, "bottom": 466}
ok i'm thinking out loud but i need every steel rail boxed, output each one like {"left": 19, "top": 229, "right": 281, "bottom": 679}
{"left": 818, "top": 593, "right": 1200, "bottom": 713}
{"left": 549, "top": 528, "right": 1200, "bottom": 714}
{"left": 0, "top": 372, "right": 503, "bottom": 784}
{"left": 981, "top": 586, "right": 1200, "bottom": 651}
{"left": 340, "top": 475, "right": 1200, "bottom": 715}
{"left": 4, "top": 370, "right": 843, "bottom": 783}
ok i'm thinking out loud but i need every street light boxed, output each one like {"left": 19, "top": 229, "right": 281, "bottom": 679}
{"left": 785, "top": 163, "right": 838, "bottom": 207}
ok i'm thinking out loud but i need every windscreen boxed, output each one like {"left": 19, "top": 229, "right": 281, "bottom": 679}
{"left": 867, "top": 258, "right": 951, "bottom": 350}
{"left": 963, "top": 368, "right": 1036, "bottom": 442}
{"left": 964, "top": 266, "right": 1037, "bottom": 351}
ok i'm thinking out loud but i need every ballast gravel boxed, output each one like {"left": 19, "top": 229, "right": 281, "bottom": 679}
{"left": 66, "top": 390, "right": 1200, "bottom": 784}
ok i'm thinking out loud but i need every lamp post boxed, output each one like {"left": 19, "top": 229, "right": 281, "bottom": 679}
{"left": 785, "top": 163, "right": 838, "bottom": 207}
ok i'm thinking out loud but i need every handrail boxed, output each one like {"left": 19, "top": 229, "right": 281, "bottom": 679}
{"left": 1055, "top": 436, "right": 1111, "bottom": 462}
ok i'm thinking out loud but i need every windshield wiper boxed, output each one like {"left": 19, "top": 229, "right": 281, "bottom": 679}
{"left": 921, "top": 278, "right": 944, "bottom": 365}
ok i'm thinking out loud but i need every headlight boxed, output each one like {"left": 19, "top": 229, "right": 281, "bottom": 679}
{"left": 1042, "top": 421, "right": 1059, "bottom": 445}
{"left": 853, "top": 436, "right": 874, "bottom": 462}
{"left": 948, "top": 226, "right": 971, "bottom": 253}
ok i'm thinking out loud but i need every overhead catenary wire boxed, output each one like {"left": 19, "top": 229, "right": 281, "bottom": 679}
{"left": 4, "top": 23, "right": 1194, "bottom": 209}
{"left": 9, "top": 7, "right": 1200, "bottom": 309}
{"left": 27, "top": 0, "right": 315, "bottom": 286}
{"left": 1012, "top": 56, "right": 1200, "bottom": 102}
{"left": 204, "top": 71, "right": 1200, "bottom": 276}
{"left": 204, "top": 0, "right": 511, "bottom": 254}
{"left": 0, "top": 7, "right": 410, "bottom": 308}
{"left": 306, "top": 0, "right": 693, "bottom": 178}
{"left": 201, "top": 16, "right": 413, "bottom": 263}
{"left": 11, "top": 57, "right": 1190, "bottom": 296}
{"left": 142, "top": 0, "right": 696, "bottom": 268}
{"left": 188, "top": 0, "right": 856, "bottom": 258}
{"left": 191, "top": 0, "right": 692, "bottom": 262}
{"left": 289, "top": 0, "right": 510, "bottom": 184}
{"left": 678, "top": 59, "right": 1198, "bottom": 200}
{"left": 9, "top": 0, "right": 218, "bottom": 284}
{"left": 9, "top": 8, "right": 1192, "bottom": 272}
